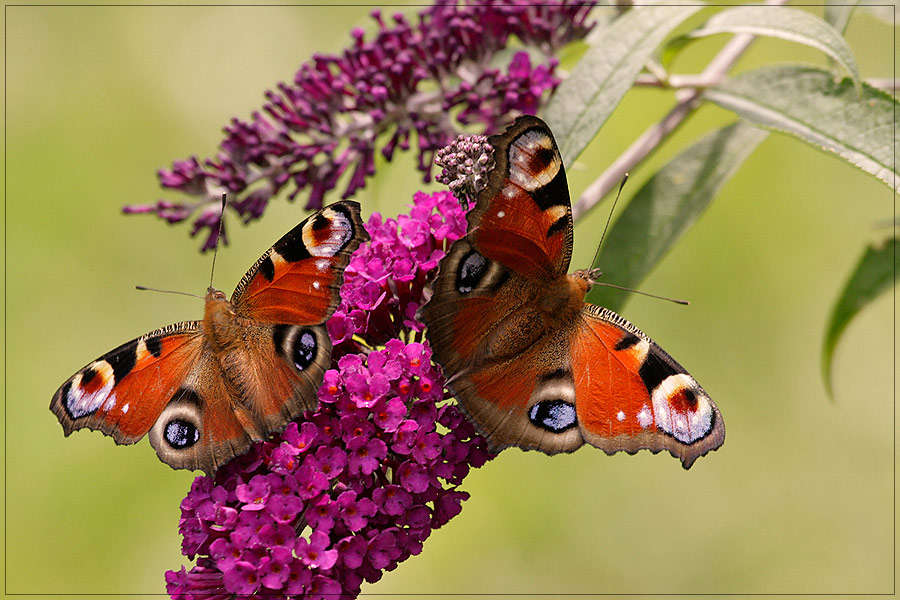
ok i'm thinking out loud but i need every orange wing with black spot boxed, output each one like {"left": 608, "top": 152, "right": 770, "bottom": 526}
{"left": 570, "top": 305, "right": 724, "bottom": 469}
{"left": 232, "top": 202, "right": 365, "bottom": 325}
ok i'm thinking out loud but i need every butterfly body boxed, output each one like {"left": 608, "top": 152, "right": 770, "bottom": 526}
{"left": 51, "top": 201, "right": 368, "bottom": 473}
{"left": 421, "top": 116, "right": 723, "bottom": 469}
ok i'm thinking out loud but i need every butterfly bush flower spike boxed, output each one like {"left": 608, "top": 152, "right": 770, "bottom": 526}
{"left": 167, "top": 192, "right": 493, "bottom": 600}
{"left": 125, "top": 0, "right": 596, "bottom": 250}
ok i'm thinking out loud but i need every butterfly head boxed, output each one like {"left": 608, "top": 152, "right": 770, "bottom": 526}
{"left": 570, "top": 268, "right": 603, "bottom": 299}
{"left": 205, "top": 287, "right": 227, "bottom": 302}
{"left": 573, "top": 268, "right": 603, "bottom": 288}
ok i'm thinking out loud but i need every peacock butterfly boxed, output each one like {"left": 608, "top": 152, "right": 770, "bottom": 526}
{"left": 419, "top": 116, "right": 724, "bottom": 469}
{"left": 50, "top": 201, "right": 368, "bottom": 473}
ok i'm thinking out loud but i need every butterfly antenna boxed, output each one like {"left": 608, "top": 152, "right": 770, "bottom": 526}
{"left": 584, "top": 174, "right": 688, "bottom": 306}
{"left": 135, "top": 286, "right": 204, "bottom": 300}
{"left": 590, "top": 173, "right": 629, "bottom": 268}
{"left": 209, "top": 193, "right": 227, "bottom": 290}
{"left": 590, "top": 281, "right": 689, "bottom": 305}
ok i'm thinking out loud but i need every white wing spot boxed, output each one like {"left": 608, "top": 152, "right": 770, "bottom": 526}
{"left": 497, "top": 210, "right": 505, "bottom": 218}
{"left": 616, "top": 411, "right": 625, "bottom": 422}
{"left": 637, "top": 405, "right": 653, "bottom": 429}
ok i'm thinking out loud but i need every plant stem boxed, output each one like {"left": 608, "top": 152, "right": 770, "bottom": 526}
{"left": 571, "top": 0, "right": 789, "bottom": 220}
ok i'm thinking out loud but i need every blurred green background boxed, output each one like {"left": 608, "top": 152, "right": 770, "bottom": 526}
{"left": 5, "top": 3, "right": 895, "bottom": 598}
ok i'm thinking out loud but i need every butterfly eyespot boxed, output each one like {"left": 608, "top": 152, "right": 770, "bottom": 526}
{"left": 292, "top": 331, "right": 317, "bottom": 371}
{"left": 63, "top": 362, "right": 117, "bottom": 420}
{"left": 651, "top": 374, "right": 713, "bottom": 444}
{"left": 528, "top": 400, "right": 577, "bottom": 433}
{"left": 273, "top": 325, "right": 319, "bottom": 372}
{"left": 456, "top": 250, "right": 488, "bottom": 294}
{"left": 164, "top": 419, "right": 200, "bottom": 449}
{"left": 303, "top": 207, "right": 354, "bottom": 258}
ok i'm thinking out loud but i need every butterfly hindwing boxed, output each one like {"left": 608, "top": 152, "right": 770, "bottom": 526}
{"left": 147, "top": 350, "right": 254, "bottom": 473}
{"left": 218, "top": 322, "right": 333, "bottom": 435}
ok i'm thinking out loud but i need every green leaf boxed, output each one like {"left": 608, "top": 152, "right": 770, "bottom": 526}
{"left": 822, "top": 236, "right": 897, "bottom": 398}
{"left": 689, "top": 6, "right": 862, "bottom": 87}
{"left": 705, "top": 64, "right": 899, "bottom": 192}
{"left": 824, "top": 0, "right": 859, "bottom": 34}
{"left": 586, "top": 122, "right": 768, "bottom": 312}
{"left": 545, "top": 2, "right": 702, "bottom": 166}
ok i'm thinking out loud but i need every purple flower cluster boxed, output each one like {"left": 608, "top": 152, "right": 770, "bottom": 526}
{"left": 328, "top": 189, "right": 468, "bottom": 354}
{"left": 166, "top": 191, "right": 492, "bottom": 599}
{"left": 124, "top": 0, "right": 596, "bottom": 250}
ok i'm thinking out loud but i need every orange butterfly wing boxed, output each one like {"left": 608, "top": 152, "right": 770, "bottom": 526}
{"left": 570, "top": 306, "right": 724, "bottom": 469}
{"left": 232, "top": 202, "right": 364, "bottom": 324}
{"left": 50, "top": 323, "right": 253, "bottom": 472}
{"left": 52, "top": 323, "right": 203, "bottom": 442}
{"left": 466, "top": 114, "right": 572, "bottom": 279}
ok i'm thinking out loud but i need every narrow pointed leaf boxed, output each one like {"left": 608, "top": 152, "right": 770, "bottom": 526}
{"left": 545, "top": 2, "right": 702, "bottom": 166}
{"left": 824, "top": 0, "right": 859, "bottom": 34}
{"left": 587, "top": 122, "right": 768, "bottom": 312}
{"left": 705, "top": 65, "right": 899, "bottom": 192}
{"left": 822, "top": 236, "right": 897, "bottom": 398}
{"left": 688, "top": 6, "right": 861, "bottom": 87}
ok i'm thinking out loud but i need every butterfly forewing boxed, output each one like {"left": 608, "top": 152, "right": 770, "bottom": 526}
{"left": 468, "top": 115, "right": 573, "bottom": 280}
{"left": 51, "top": 322, "right": 204, "bottom": 443}
{"left": 232, "top": 202, "right": 365, "bottom": 325}
{"left": 572, "top": 306, "right": 724, "bottom": 469}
